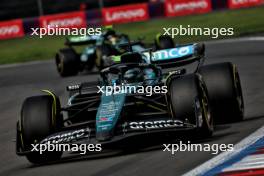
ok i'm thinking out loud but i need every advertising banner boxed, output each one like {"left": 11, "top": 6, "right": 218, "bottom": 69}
{"left": 0, "top": 19, "right": 24, "bottom": 40}
{"left": 165, "top": 0, "right": 212, "bottom": 17}
{"left": 228, "top": 0, "right": 263, "bottom": 9}
{"left": 39, "top": 11, "right": 87, "bottom": 28}
{"left": 102, "top": 3, "right": 149, "bottom": 25}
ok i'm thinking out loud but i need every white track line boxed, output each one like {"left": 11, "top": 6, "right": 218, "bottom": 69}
{"left": 183, "top": 125, "right": 264, "bottom": 176}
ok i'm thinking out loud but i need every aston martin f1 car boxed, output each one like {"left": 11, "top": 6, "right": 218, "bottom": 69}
{"left": 55, "top": 29, "right": 174, "bottom": 77}
{"left": 17, "top": 42, "right": 244, "bottom": 164}
{"left": 55, "top": 29, "right": 129, "bottom": 77}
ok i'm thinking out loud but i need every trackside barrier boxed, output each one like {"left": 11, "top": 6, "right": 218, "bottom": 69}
{"left": 228, "top": 0, "right": 263, "bottom": 9}
{"left": 0, "top": 19, "right": 24, "bottom": 40}
{"left": 164, "top": 0, "right": 212, "bottom": 17}
{"left": 39, "top": 11, "right": 87, "bottom": 28}
{"left": 102, "top": 3, "right": 149, "bottom": 25}
{"left": 0, "top": 0, "right": 264, "bottom": 40}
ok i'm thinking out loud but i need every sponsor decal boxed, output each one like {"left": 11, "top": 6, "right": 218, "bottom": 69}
{"left": 39, "top": 11, "right": 87, "bottom": 28}
{"left": 96, "top": 93, "right": 126, "bottom": 132}
{"left": 100, "top": 117, "right": 108, "bottom": 121}
{"left": 129, "top": 120, "right": 184, "bottom": 129}
{"left": 67, "top": 84, "right": 80, "bottom": 91}
{"left": 99, "top": 117, "right": 113, "bottom": 122}
{"left": 41, "top": 127, "right": 91, "bottom": 144}
{"left": 228, "top": 0, "right": 263, "bottom": 9}
{"left": 143, "top": 45, "right": 194, "bottom": 62}
{"left": 102, "top": 3, "right": 149, "bottom": 25}
{"left": 165, "top": 0, "right": 212, "bottom": 17}
{"left": 0, "top": 19, "right": 24, "bottom": 40}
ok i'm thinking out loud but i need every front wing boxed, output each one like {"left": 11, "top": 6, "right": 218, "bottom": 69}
{"left": 16, "top": 118, "right": 197, "bottom": 155}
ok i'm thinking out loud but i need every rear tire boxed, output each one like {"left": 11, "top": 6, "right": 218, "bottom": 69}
{"left": 55, "top": 48, "right": 79, "bottom": 77}
{"left": 20, "top": 95, "right": 63, "bottom": 164}
{"left": 199, "top": 62, "right": 244, "bottom": 123}
{"left": 169, "top": 74, "right": 213, "bottom": 138}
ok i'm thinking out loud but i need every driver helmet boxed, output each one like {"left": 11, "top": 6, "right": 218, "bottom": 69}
{"left": 104, "top": 29, "right": 118, "bottom": 44}
{"left": 124, "top": 68, "right": 144, "bottom": 84}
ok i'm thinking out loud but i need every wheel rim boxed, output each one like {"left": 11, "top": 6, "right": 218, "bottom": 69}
{"left": 233, "top": 66, "right": 244, "bottom": 116}
{"left": 194, "top": 81, "right": 213, "bottom": 131}
{"left": 57, "top": 61, "right": 62, "bottom": 72}
{"left": 200, "top": 81, "right": 213, "bottom": 131}
{"left": 195, "top": 97, "right": 203, "bottom": 127}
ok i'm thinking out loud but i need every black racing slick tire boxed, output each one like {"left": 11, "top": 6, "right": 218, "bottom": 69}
{"left": 199, "top": 62, "right": 244, "bottom": 123}
{"left": 20, "top": 95, "right": 63, "bottom": 164}
{"left": 169, "top": 74, "right": 213, "bottom": 138}
{"left": 155, "top": 35, "right": 175, "bottom": 50}
{"left": 55, "top": 48, "right": 79, "bottom": 77}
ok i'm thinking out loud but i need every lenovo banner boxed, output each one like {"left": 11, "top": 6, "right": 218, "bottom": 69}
{"left": 165, "top": 0, "right": 212, "bottom": 17}
{"left": 102, "top": 3, "right": 149, "bottom": 25}
{"left": 39, "top": 11, "right": 87, "bottom": 28}
{"left": 0, "top": 19, "right": 24, "bottom": 40}
{"left": 228, "top": 0, "right": 263, "bottom": 9}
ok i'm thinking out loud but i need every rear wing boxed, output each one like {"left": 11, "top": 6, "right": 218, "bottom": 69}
{"left": 143, "top": 43, "right": 205, "bottom": 68}
{"left": 65, "top": 35, "right": 100, "bottom": 46}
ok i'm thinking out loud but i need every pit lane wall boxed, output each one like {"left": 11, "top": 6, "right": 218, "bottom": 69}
{"left": 0, "top": 0, "right": 263, "bottom": 40}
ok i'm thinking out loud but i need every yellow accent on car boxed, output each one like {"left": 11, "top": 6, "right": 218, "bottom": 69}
{"left": 156, "top": 33, "right": 162, "bottom": 46}
{"left": 41, "top": 90, "right": 57, "bottom": 126}
{"left": 105, "top": 25, "right": 113, "bottom": 30}
{"left": 136, "top": 101, "right": 165, "bottom": 112}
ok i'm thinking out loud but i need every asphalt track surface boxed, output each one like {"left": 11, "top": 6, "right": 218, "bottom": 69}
{"left": 0, "top": 37, "right": 264, "bottom": 176}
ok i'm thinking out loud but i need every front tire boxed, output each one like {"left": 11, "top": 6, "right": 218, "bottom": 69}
{"left": 169, "top": 74, "right": 213, "bottom": 138}
{"left": 55, "top": 48, "right": 79, "bottom": 77}
{"left": 20, "top": 95, "right": 63, "bottom": 164}
{"left": 199, "top": 62, "right": 244, "bottom": 123}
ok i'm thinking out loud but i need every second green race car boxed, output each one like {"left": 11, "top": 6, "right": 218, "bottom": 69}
{"left": 55, "top": 29, "right": 174, "bottom": 77}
